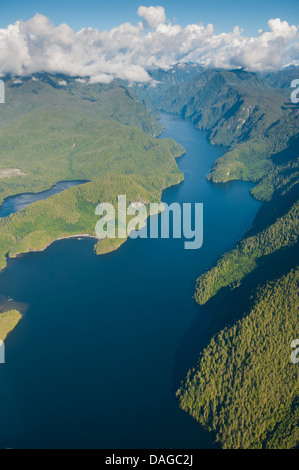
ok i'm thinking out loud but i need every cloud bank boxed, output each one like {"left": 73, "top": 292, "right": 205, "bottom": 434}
{"left": 0, "top": 6, "right": 298, "bottom": 83}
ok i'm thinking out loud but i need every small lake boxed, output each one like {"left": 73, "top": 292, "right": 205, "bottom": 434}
{"left": 0, "top": 114, "right": 261, "bottom": 448}
{"left": 0, "top": 180, "right": 88, "bottom": 218}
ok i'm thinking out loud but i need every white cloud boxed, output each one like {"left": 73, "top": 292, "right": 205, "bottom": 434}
{"left": 0, "top": 7, "right": 298, "bottom": 83}
{"left": 75, "top": 78, "right": 87, "bottom": 83}
{"left": 137, "top": 6, "right": 166, "bottom": 29}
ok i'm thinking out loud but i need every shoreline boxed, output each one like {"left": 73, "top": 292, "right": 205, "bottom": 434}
{"left": 1, "top": 161, "right": 185, "bottom": 272}
{"left": 10, "top": 234, "right": 101, "bottom": 259}
{"left": 0, "top": 179, "right": 89, "bottom": 216}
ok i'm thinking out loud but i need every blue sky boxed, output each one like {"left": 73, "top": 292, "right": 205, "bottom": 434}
{"left": 0, "top": 2, "right": 298, "bottom": 80}
{"left": 0, "top": 0, "right": 298, "bottom": 35}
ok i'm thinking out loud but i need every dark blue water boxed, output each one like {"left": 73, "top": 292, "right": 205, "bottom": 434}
{"left": 0, "top": 180, "right": 88, "bottom": 218}
{"left": 0, "top": 114, "right": 261, "bottom": 449}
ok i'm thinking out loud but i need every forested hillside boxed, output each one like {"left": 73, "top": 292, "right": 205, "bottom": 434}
{"left": 0, "top": 76, "right": 184, "bottom": 271}
{"left": 177, "top": 269, "right": 299, "bottom": 449}
{"left": 263, "top": 66, "right": 299, "bottom": 94}
{"left": 0, "top": 75, "right": 171, "bottom": 204}
{"left": 195, "top": 200, "right": 299, "bottom": 305}
{"left": 136, "top": 68, "right": 299, "bottom": 193}
{"left": 0, "top": 310, "right": 21, "bottom": 341}
{"left": 0, "top": 74, "right": 163, "bottom": 135}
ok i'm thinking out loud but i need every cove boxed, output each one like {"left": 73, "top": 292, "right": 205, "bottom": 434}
{"left": 0, "top": 180, "right": 88, "bottom": 218}
{"left": 0, "top": 113, "right": 261, "bottom": 449}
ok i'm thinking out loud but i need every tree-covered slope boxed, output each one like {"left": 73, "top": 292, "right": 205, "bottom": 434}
{"left": 194, "top": 199, "right": 299, "bottom": 305}
{"left": 263, "top": 66, "right": 299, "bottom": 94}
{"left": 128, "top": 63, "right": 205, "bottom": 109}
{"left": 178, "top": 159, "right": 299, "bottom": 449}
{"left": 0, "top": 310, "right": 22, "bottom": 341}
{"left": 0, "top": 75, "right": 163, "bottom": 136}
{"left": 0, "top": 167, "right": 184, "bottom": 272}
{"left": 0, "top": 104, "right": 183, "bottom": 205}
{"left": 177, "top": 268, "right": 299, "bottom": 449}
{"left": 0, "top": 140, "right": 183, "bottom": 271}
{"left": 153, "top": 69, "right": 277, "bottom": 145}
{"left": 147, "top": 68, "right": 299, "bottom": 191}
{"left": 0, "top": 75, "right": 184, "bottom": 270}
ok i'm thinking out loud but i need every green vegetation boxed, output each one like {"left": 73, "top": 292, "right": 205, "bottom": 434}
{"left": 177, "top": 269, "right": 299, "bottom": 449}
{"left": 0, "top": 309, "right": 21, "bottom": 341}
{"left": 147, "top": 68, "right": 299, "bottom": 191}
{"left": 263, "top": 66, "right": 299, "bottom": 94}
{"left": 251, "top": 158, "right": 299, "bottom": 202}
{"left": 195, "top": 200, "right": 299, "bottom": 305}
{"left": 208, "top": 111, "right": 299, "bottom": 185}
{"left": 145, "top": 65, "right": 299, "bottom": 449}
{"left": 0, "top": 171, "right": 183, "bottom": 271}
{"left": 0, "top": 75, "right": 184, "bottom": 270}
{"left": 0, "top": 105, "right": 182, "bottom": 204}
{"left": 0, "top": 75, "right": 163, "bottom": 136}
{"left": 0, "top": 76, "right": 183, "bottom": 205}
{"left": 181, "top": 145, "right": 299, "bottom": 449}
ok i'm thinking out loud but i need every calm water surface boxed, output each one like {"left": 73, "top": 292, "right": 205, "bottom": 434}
{"left": 0, "top": 180, "right": 88, "bottom": 218}
{"left": 0, "top": 114, "right": 261, "bottom": 448}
